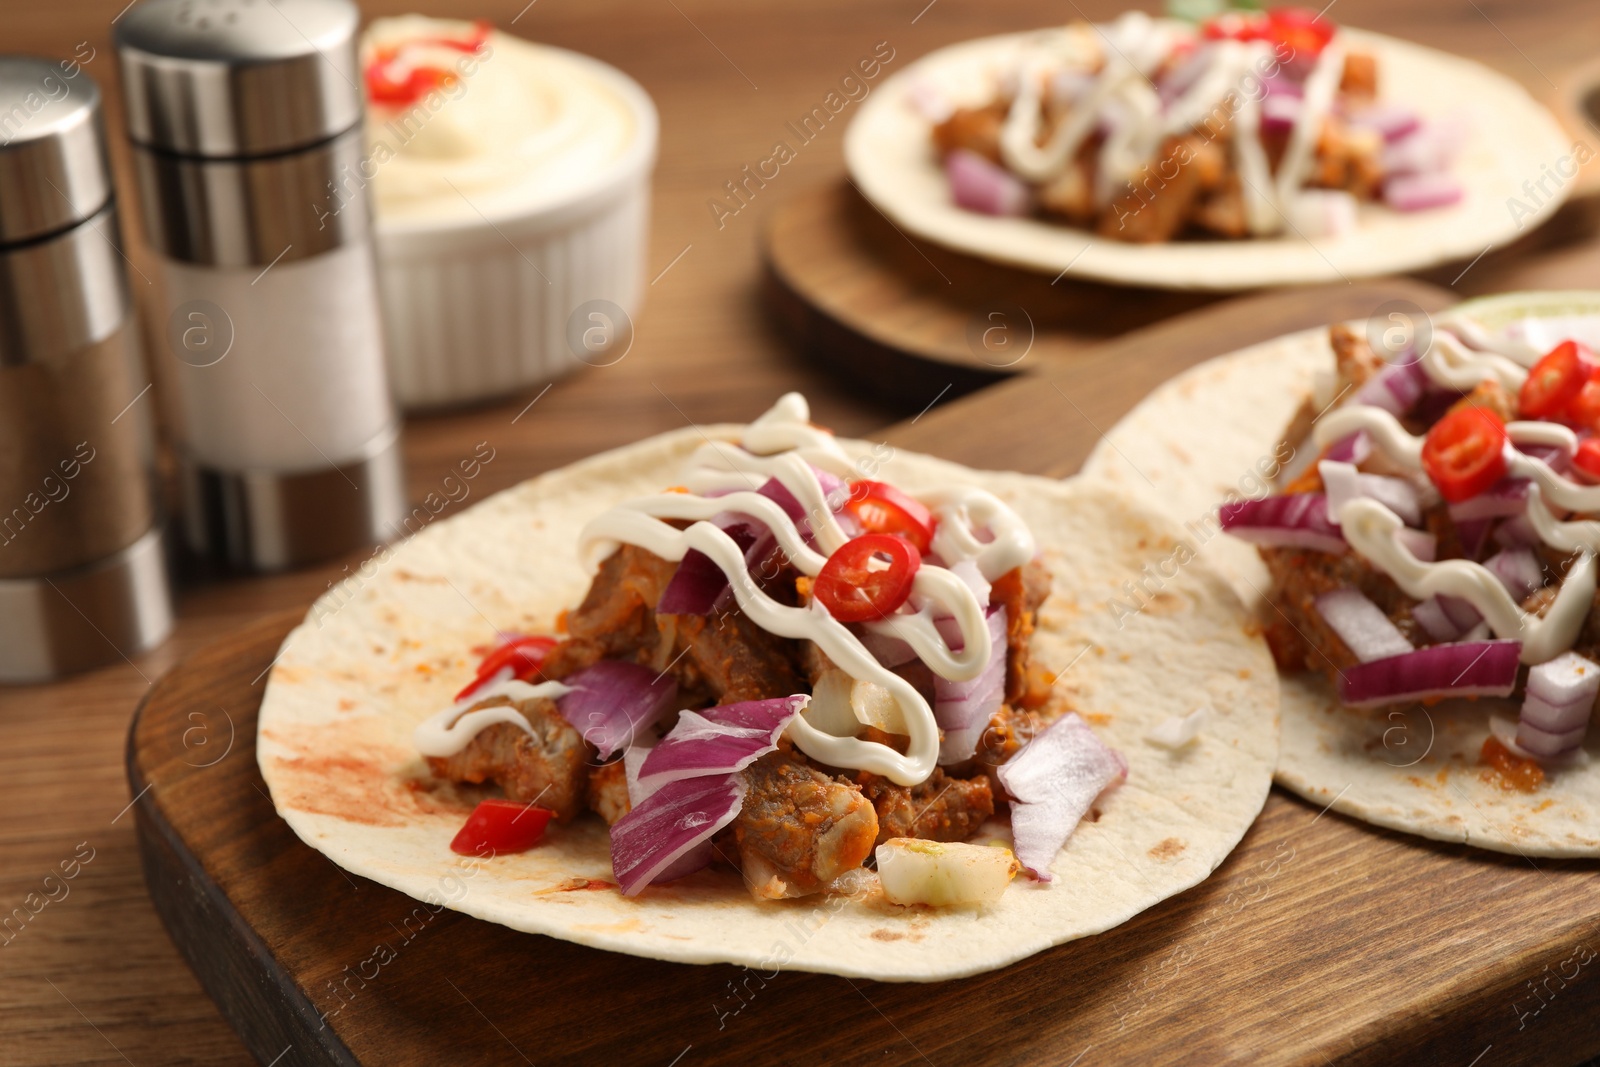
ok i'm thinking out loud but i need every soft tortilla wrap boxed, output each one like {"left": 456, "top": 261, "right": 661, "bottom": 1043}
{"left": 845, "top": 27, "right": 1570, "bottom": 290}
{"left": 258, "top": 427, "right": 1277, "bottom": 980}
{"left": 1082, "top": 291, "right": 1600, "bottom": 857}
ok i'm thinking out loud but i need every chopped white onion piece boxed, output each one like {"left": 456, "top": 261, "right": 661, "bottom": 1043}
{"left": 1489, "top": 715, "right": 1590, "bottom": 768}
{"left": 875, "top": 839, "right": 1021, "bottom": 907}
{"left": 1313, "top": 588, "right": 1413, "bottom": 662}
{"left": 1146, "top": 704, "right": 1212, "bottom": 749}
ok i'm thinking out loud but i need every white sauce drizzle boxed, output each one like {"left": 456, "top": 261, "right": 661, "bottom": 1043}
{"left": 414, "top": 679, "right": 574, "bottom": 758}
{"left": 996, "top": 13, "right": 1344, "bottom": 230}
{"left": 1312, "top": 347, "right": 1600, "bottom": 664}
{"left": 574, "top": 394, "right": 1035, "bottom": 785}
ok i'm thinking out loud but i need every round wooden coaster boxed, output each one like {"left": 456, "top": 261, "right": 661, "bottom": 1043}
{"left": 761, "top": 182, "right": 1225, "bottom": 406}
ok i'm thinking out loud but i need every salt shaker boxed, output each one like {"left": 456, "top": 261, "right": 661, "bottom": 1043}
{"left": 0, "top": 57, "right": 173, "bottom": 683}
{"left": 116, "top": 0, "right": 405, "bottom": 571}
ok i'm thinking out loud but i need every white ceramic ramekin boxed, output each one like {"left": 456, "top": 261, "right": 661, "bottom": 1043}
{"left": 371, "top": 47, "right": 657, "bottom": 409}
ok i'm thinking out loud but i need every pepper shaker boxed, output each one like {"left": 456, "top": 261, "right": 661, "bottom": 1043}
{"left": 0, "top": 57, "right": 173, "bottom": 683}
{"left": 116, "top": 0, "right": 405, "bottom": 571}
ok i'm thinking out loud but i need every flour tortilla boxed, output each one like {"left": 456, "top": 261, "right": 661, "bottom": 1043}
{"left": 258, "top": 427, "right": 1277, "bottom": 981}
{"left": 1081, "top": 291, "right": 1600, "bottom": 857}
{"left": 846, "top": 27, "right": 1571, "bottom": 291}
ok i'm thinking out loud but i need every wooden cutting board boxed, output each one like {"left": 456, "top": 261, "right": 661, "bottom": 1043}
{"left": 128, "top": 281, "right": 1600, "bottom": 1067}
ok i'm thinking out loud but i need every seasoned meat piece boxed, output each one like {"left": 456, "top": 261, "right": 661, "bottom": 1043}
{"left": 1037, "top": 158, "right": 1096, "bottom": 225}
{"left": 857, "top": 768, "right": 994, "bottom": 846}
{"left": 1331, "top": 322, "right": 1383, "bottom": 393}
{"left": 587, "top": 759, "right": 630, "bottom": 826}
{"left": 550, "top": 544, "right": 805, "bottom": 705}
{"left": 1193, "top": 174, "right": 1248, "bottom": 238}
{"left": 1309, "top": 118, "right": 1383, "bottom": 199}
{"left": 932, "top": 104, "right": 1008, "bottom": 164}
{"left": 656, "top": 609, "right": 806, "bottom": 704}
{"left": 732, "top": 753, "right": 879, "bottom": 899}
{"left": 1448, "top": 379, "right": 1516, "bottom": 424}
{"left": 991, "top": 560, "right": 1052, "bottom": 704}
{"left": 427, "top": 697, "right": 589, "bottom": 821}
{"left": 545, "top": 545, "right": 678, "bottom": 677}
{"left": 1258, "top": 546, "right": 1424, "bottom": 687}
{"left": 1340, "top": 50, "right": 1378, "bottom": 99}
{"left": 1097, "top": 134, "right": 1212, "bottom": 243}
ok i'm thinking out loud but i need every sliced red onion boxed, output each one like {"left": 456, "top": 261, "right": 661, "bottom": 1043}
{"left": 1519, "top": 690, "right": 1593, "bottom": 734}
{"left": 998, "top": 712, "right": 1125, "bottom": 881}
{"left": 1383, "top": 172, "right": 1464, "bottom": 212}
{"left": 1411, "top": 597, "right": 1461, "bottom": 643}
{"left": 557, "top": 661, "right": 680, "bottom": 762}
{"left": 1485, "top": 547, "right": 1542, "bottom": 602}
{"left": 1346, "top": 102, "right": 1421, "bottom": 142}
{"left": 1494, "top": 513, "right": 1539, "bottom": 548}
{"left": 1526, "top": 651, "right": 1600, "bottom": 708}
{"left": 947, "top": 558, "right": 991, "bottom": 609}
{"left": 1325, "top": 431, "right": 1371, "bottom": 466}
{"left": 1339, "top": 640, "right": 1521, "bottom": 707}
{"left": 1439, "top": 595, "right": 1483, "bottom": 632}
{"left": 658, "top": 515, "right": 761, "bottom": 615}
{"left": 635, "top": 695, "right": 806, "bottom": 789}
{"left": 609, "top": 774, "right": 746, "bottom": 895}
{"left": 859, "top": 629, "right": 917, "bottom": 669}
{"left": 1315, "top": 588, "right": 1413, "bottom": 663}
{"left": 1320, "top": 461, "right": 1422, "bottom": 527}
{"left": 1447, "top": 479, "right": 1528, "bottom": 522}
{"left": 1219, "top": 493, "right": 1345, "bottom": 554}
{"left": 947, "top": 149, "right": 1031, "bottom": 217}
{"left": 623, "top": 739, "right": 658, "bottom": 805}
{"left": 1261, "top": 93, "right": 1300, "bottom": 136}
{"left": 1395, "top": 528, "right": 1437, "bottom": 562}
{"left": 934, "top": 607, "right": 1007, "bottom": 764}
{"left": 1261, "top": 71, "right": 1305, "bottom": 99}
{"left": 1382, "top": 117, "right": 1468, "bottom": 175}
{"left": 1514, "top": 719, "right": 1588, "bottom": 759}
{"left": 1455, "top": 517, "right": 1493, "bottom": 559}
{"left": 1354, "top": 359, "right": 1428, "bottom": 417}
{"left": 1515, "top": 441, "right": 1570, "bottom": 472}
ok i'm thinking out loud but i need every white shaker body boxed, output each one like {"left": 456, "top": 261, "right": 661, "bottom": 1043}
{"left": 157, "top": 243, "right": 396, "bottom": 473}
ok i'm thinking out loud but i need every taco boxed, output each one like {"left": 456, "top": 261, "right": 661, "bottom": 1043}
{"left": 257, "top": 395, "right": 1277, "bottom": 980}
{"left": 844, "top": 10, "right": 1569, "bottom": 288}
{"left": 1083, "top": 292, "right": 1600, "bottom": 857}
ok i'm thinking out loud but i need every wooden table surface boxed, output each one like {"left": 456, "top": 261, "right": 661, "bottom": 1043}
{"left": 5, "top": 0, "right": 1600, "bottom": 1064}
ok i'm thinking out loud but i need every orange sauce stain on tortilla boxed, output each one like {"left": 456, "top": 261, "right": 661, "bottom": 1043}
{"left": 1435, "top": 767, "right": 1449, "bottom": 785}
{"left": 1533, "top": 799, "right": 1555, "bottom": 813}
{"left": 1238, "top": 668, "right": 1252, "bottom": 680}
{"left": 1084, "top": 712, "right": 1112, "bottom": 726}
{"left": 574, "top": 919, "right": 643, "bottom": 934}
{"left": 1148, "top": 837, "right": 1186, "bottom": 861}
{"left": 533, "top": 878, "right": 617, "bottom": 895}
{"left": 555, "top": 609, "right": 569, "bottom": 634}
{"left": 1479, "top": 737, "right": 1544, "bottom": 793}
{"left": 870, "top": 929, "right": 905, "bottom": 942}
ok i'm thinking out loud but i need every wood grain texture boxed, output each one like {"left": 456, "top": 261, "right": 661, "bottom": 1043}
{"left": 127, "top": 283, "right": 1600, "bottom": 1067}
{"left": 7, "top": 0, "right": 1600, "bottom": 1064}
{"left": 762, "top": 183, "right": 1218, "bottom": 402}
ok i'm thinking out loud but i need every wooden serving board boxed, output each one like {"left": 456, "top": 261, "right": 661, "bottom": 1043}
{"left": 129, "top": 282, "right": 1600, "bottom": 1067}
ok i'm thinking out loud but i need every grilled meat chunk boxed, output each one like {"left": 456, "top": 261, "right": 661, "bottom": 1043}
{"left": 587, "top": 759, "right": 631, "bottom": 826}
{"left": 1258, "top": 545, "right": 1423, "bottom": 685}
{"left": 992, "top": 560, "right": 1052, "bottom": 704}
{"left": 1097, "top": 134, "right": 1217, "bottom": 243}
{"left": 427, "top": 697, "right": 589, "bottom": 821}
{"left": 932, "top": 103, "right": 1008, "bottom": 164}
{"left": 858, "top": 768, "right": 995, "bottom": 846}
{"left": 548, "top": 544, "right": 804, "bottom": 704}
{"left": 732, "top": 752, "right": 879, "bottom": 899}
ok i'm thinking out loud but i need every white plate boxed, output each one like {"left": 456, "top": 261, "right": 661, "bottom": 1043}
{"left": 845, "top": 27, "right": 1572, "bottom": 290}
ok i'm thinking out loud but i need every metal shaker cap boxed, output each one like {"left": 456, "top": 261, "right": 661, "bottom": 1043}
{"left": 0, "top": 57, "right": 112, "bottom": 246}
{"left": 115, "top": 0, "right": 361, "bottom": 158}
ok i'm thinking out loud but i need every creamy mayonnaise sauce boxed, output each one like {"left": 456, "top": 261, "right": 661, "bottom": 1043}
{"left": 995, "top": 11, "right": 1345, "bottom": 235}
{"left": 410, "top": 395, "right": 1036, "bottom": 786}
{"left": 414, "top": 678, "right": 574, "bottom": 758}
{"left": 1310, "top": 316, "right": 1600, "bottom": 664}
{"left": 363, "top": 16, "right": 642, "bottom": 223}
{"left": 578, "top": 394, "right": 1035, "bottom": 785}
